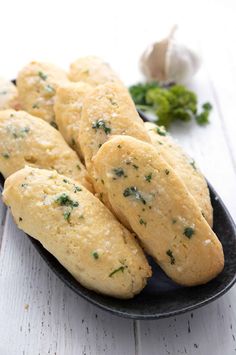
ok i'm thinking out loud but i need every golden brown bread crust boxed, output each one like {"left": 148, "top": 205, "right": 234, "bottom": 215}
{"left": 3, "top": 167, "right": 151, "bottom": 299}
{"left": 0, "top": 110, "right": 92, "bottom": 191}
{"left": 17, "top": 61, "right": 68, "bottom": 124}
{"left": 54, "top": 82, "right": 92, "bottom": 159}
{"left": 145, "top": 122, "right": 213, "bottom": 226}
{"left": 0, "top": 77, "right": 20, "bottom": 110}
{"left": 68, "top": 56, "right": 121, "bottom": 86}
{"left": 93, "top": 135, "right": 224, "bottom": 286}
{"left": 79, "top": 81, "right": 151, "bottom": 197}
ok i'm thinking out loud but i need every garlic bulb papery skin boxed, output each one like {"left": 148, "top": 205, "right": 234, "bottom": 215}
{"left": 140, "top": 26, "right": 202, "bottom": 84}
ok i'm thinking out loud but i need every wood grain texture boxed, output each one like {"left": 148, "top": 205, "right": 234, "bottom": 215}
{"left": 0, "top": 196, "right": 6, "bottom": 248}
{"left": 137, "top": 71, "right": 236, "bottom": 355}
{"left": 0, "top": 214, "right": 136, "bottom": 355}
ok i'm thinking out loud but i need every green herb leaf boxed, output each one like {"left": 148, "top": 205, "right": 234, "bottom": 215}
{"left": 139, "top": 218, "right": 147, "bottom": 226}
{"left": 123, "top": 186, "right": 146, "bottom": 205}
{"left": 113, "top": 167, "right": 125, "bottom": 177}
{"left": 74, "top": 186, "right": 82, "bottom": 192}
{"left": 190, "top": 160, "right": 197, "bottom": 170}
{"left": 157, "top": 127, "right": 167, "bottom": 136}
{"left": 63, "top": 210, "right": 71, "bottom": 220}
{"left": 109, "top": 266, "right": 126, "bottom": 277}
{"left": 92, "top": 251, "right": 99, "bottom": 260}
{"left": 145, "top": 173, "right": 152, "bottom": 182}
{"left": 166, "top": 249, "right": 175, "bottom": 264}
{"left": 56, "top": 193, "right": 79, "bottom": 208}
{"left": 196, "top": 102, "right": 212, "bottom": 125}
{"left": 183, "top": 227, "right": 195, "bottom": 239}
{"left": 1, "top": 153, "right": 10, "bottom": 159}
{"left": 129, "top": 82, "right": 212, "bottom": 129}
{"left": 38, "top": 71, "right": 47, "bottom": 80}
{"left": 92, "top": 120, "right": 111, "bottom": 135}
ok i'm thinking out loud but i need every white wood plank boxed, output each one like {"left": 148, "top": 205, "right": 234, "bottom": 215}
{"left": 168, "top": 67, "right": 236, "bottom": 220}
{"left": 138, "top": 290, "right": 236, "bottom": 355}
{"left": 0, "top": 213, "right": 136, "bottom": 355}
{"left": 0, "top": 1, "right": 235, "bottom": 353}
{"left": 138, "top": 52, "right": 236, "bottom": 354}
{"left": 197, "top": 20, "right": 236, "bottom": 169}
{"left": 0, "top": 198, "right": 6, "bottom": 247}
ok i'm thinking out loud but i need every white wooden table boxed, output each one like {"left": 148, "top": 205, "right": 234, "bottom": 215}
{"left": 0, "top": 1, "right": 236, "bottom": 354}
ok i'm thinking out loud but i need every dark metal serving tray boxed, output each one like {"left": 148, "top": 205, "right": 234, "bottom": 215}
{"left": 0, "top": 110, "right": 235, "bottom": 319}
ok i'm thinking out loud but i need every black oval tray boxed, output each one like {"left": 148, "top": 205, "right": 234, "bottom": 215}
{"left": 0, "top": 111, "right": 235, "bottom": 319}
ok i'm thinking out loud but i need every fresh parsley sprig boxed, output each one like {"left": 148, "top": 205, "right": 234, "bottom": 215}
{"left": 129, "top": 82, "right": 212, "bottom": 128}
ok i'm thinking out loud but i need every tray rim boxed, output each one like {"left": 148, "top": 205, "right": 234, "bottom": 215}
{"left": 0, "top": 109, "right": 236, "bottom": 319}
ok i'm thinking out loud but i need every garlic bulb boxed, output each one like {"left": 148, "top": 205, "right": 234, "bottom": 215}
{"left": 140, "top": 26, "right": 201, "bottom": 84}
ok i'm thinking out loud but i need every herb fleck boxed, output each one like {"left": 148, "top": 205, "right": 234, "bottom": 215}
{"left": 10, "top": 126, "right": 30, "bottom": 138}
{"left": 63, "top": 179, "right": 69, "bottom": 183}
{"left": 172, "top": 219, "right": 177, "bottom": 224}
{"left": 32, "top": 103, "right": 39, "bottom": 109}
{"left": 139, "top": 218, "right": 147, "bottom": 226}
{"left": 19, "top": 217, "right": 23, "bottom": 222}
{"left": 56, "top": 193, "right": 79, "bottom": 221}
{"left": 157, "top": 127, "right": 167, "bottom": 136}
{"left": 165, "top": 169, "right": 170, "bottom": 175}
{"left": 166, "top": 249, "right": 175, "bottom": 264}
{"left": 92, "top": 251, "right": 99, "bottom": 260}
{"left": 63, "top": 210, "right": 71, "bottom": 220}
{"left": 56, "top": 193, "right": 79, "bottom": 208}
{"left": 132, "top": 164, "right": 139, "bottom": 170}
{"left": 38, "top": 71, "right": 47, "bottom": 80}
{"left": 109, "top": 266, "right": 127, "bottom": 277}
{"left": 74, "top": 186, "right": 82, "bottom": 192}
{"left": 145, "top": 173, "right": 152, "bottom": 182}
{"left": 92, "top": 120, "right": 111, "bottom": 135}
{"left": 113, "top": 167, "right": 125, "bottom": 177}
{"left": 1, "top": 153, "right": 10, "bottom": 159}
{"left": 76, "top": 164, "right": 81, "bottom": 171}
{"left": 108, "top": 97, "right": 118, "bottom": 106}
{"left": 123, "top": 186, "right": 146, "bottom": 205}
{"left": 117, "top": 144, "right": 122, "bottom": 149}
{"left": 184, "top": 227, "right": 195, "bottom": 239}
{"left": 190, "top": 160, "right": 196, "bottom": 170}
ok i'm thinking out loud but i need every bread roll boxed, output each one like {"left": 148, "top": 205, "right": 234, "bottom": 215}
{"left": 93, "top": 135, "right": 224, "bottom": 286}
{"left": 68, "top": 56, "right": 120, "bottom": 86}
{"left": 54, "top": 82, "right": 92, "bottom": 159}
{"left": 0, "top": 110, "right": 92, "bottom": 191}
{"left": 2, "top": 166, "right": 151, "bottom": 298}
{"left": 79, "top": 82, "right": 151, "bottom": 196}
{"left": 145, "top": 122, "right": 213, "bottom": 226}
{"left": 17, "top": 61, "right": 68, "bottom": 125}
{"left": 0, "top": 77, "right": 20, "bottom": 110}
